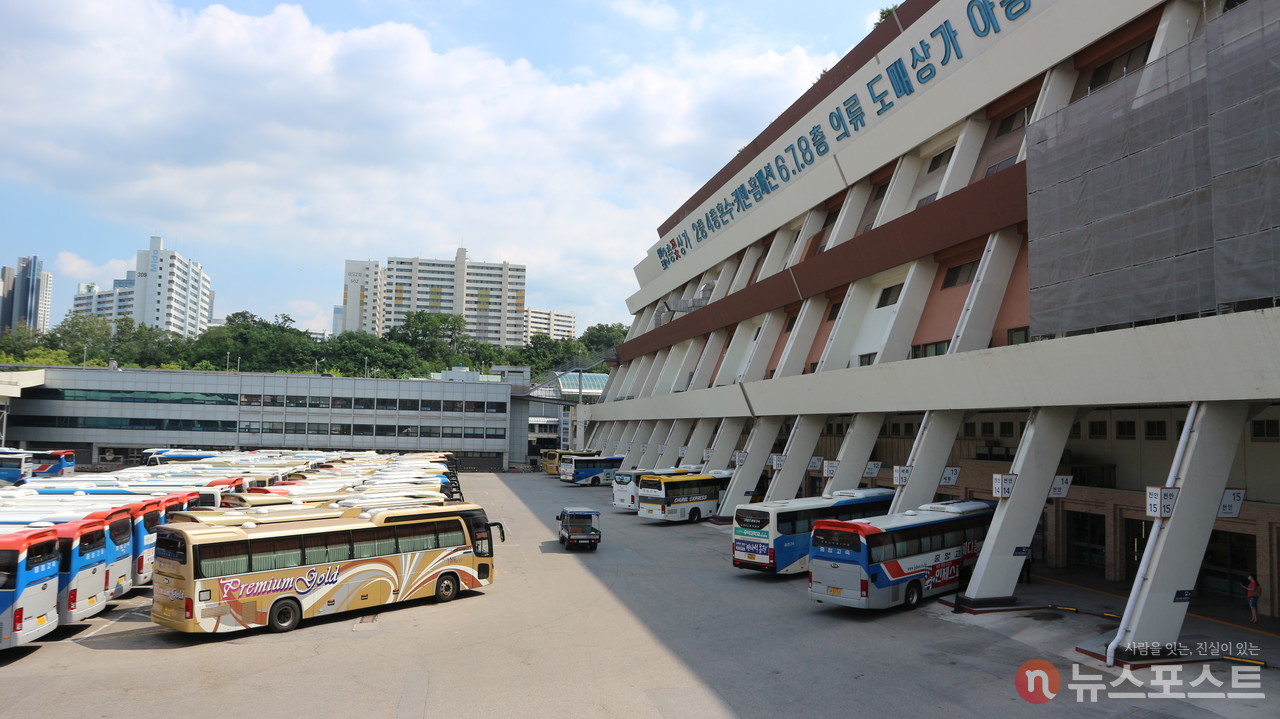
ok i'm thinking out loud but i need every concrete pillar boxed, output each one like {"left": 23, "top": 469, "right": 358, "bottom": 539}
{"left": 938, "top": 116, "right": 991, "bottom": 198}
{"left": 1116, "top": 402, "right": 1249, "bottom": 651}
{"left": 715, "top": 318, "right": 762, "bottom": 387}
{"left": 666, "top": 336, "right": 706, "bottom": 394}
{"left": 707, "top": 256, "right": 741, "bottom": 302}
{"left": 603, "top": 362, "right": 632, "bottom": 401}
{"left": 704, "top": 416, "right": 747, "bottom": 472}
{"left": 617, "top": 421, "right": 646, "bottom": 467}
{"left": 950, "top": 228, "right": 1022, "bottom": 353}
{"left": 962, "top": 406, "right": 1077, "bottom": 604}
{"left": 637, "top": 348, "right": 671, "bottom": 398}
{"left": 621, "top": 420, "right": 658, "bottom": 470}
{"left": 602, "top": 421, "right": 628, "bottom": 455}
{"left": 821, "top": 412, "right": 887, "bottom": 492}
{"left": 876, "top": 155, "right": 925, "bottom": 224}
{"left": 618, "top": 354, "right": 653, "bottom": 400}
{"left": 1151, "top": 0, "right": 1201, "bottom": 59}
{"left": 688, "top": 329, "right": 728, "bottom": 391}
{"left": 888, "top": 410, "right": 965, "bottom": 513}
{"left": 1022, "top": 62, "right": 1079, "bottom": 161}
{"left": 824, "top": 181, "right": 872, "bottom": 251}
{"left": 651, "top": 341, "right": 690, "bottom": 397}
{"left": 727, "top": 244, "right": 764, "bottom": 295}
{"left": 718, "top": 416, "right": 785, "bottom": 518}
{"left": 738, "top": 310, "right": 788, "bottom": 383}
{"left": 763, "top": 414, "right": 826, "bottom": 501}
{"left": 776, "top": 295, "right": 831, "bottom": 378}
{"left": 683, "top": 418, "right": 719, "bottom": 468}
{"left": 637, "top": 419, "right": 673, "bottom": 469}
{"left": 757, "top": 228, "right": 799, "bottom": 280}
{"left": 655, "top": 418, "right": 695, "bottom": 469}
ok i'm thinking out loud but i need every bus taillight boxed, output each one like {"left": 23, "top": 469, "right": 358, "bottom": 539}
{"left": 13, "top": 608, "right": 22, "bottom": 632}
{"left": 104, "top": 570, "right": 110, "bottom": 590}
{"left": 859, "top": 578, "right": 868, "bottom": 598}
{"left": 69, "top": 589, "right": 78, "bottom": 610}
{"left": 807, "top": 572, "right": 812, "bottom": 587}
{"left": 137, "top": 556, "right": 146, "bottom": 575}
{"left": 768, "top": 548, "right": 775, "bottom": 566}
{"left": 184, "top": 597, "right": 194, "bottom": 620}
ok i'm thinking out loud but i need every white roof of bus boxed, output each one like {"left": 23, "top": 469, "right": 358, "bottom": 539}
{"left": 835, "top": 500, "right": 995, "bottom": 532}
{"left": 735, "top": 488, "right": 895, "bottom": 514}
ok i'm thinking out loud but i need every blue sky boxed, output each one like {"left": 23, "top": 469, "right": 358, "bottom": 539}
{"left": 0, "top": 0, "right": 885, "bottom": 333}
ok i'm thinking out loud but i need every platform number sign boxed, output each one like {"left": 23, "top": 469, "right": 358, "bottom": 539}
{"left": 678, "top": 446, "right": 688, "bottom": 458}
{"left": 808, "top": 456, "right": 824, "bottom": 472}
{"left": 733, "top": 451, "right": 748, "bottom": 466}
{"left": 703, "top": 448, "right": 713, "bottom": 462}
{"left": 1146, "top": 487, "right": 1178, "bottom": 518}
{"left": 862, "top": 461, "right": 882, "bottom": 478}
{"left": 770, "top": 454, "right": 786, "bottom": 470}
{"left": 1218, "top": 489, "right": 1245, "bottom": 518}
{"left": 939, "top": 466, "right": 960, "bottom": 486}
{"left": 992, "top": 473, "right": 1017, "bottom": 498}
{"left": 893, "top": 465, "right": 912, "bottom": 486}
{"left": 822, "top": 460, "right": 839, "bottom": 478}
{"left": 1048, "top": 475, "right": 1073, "bottom": 499}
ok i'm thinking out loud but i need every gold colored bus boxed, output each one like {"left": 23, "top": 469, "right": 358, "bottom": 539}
{"left": 539, "top": 449, "right": 600, "bottom": 475}
{"left": 151, "top": 501, "right": 505, "bottom": 633}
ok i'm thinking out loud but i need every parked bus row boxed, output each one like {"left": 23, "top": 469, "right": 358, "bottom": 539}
{"left": 0, "top": 448, "right": 77, "bottom": 484}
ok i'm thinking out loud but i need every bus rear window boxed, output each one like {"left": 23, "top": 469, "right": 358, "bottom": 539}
{"left": 109, "top": 520, "right": 132, "bottom": 547}
{"left": 27, "top": 540, "right": 58, "bottom": 568}
{"left": 638, "top": 479, "right": 663, "bottom": 492}
{"left": 143, "top": 511, "right": 161, "bottom": 533}
{"left": 812, "top": 528, "right": 861, "bottom": 552}
{"left": 81, "top": 529, "right": 106, "bottom": 555}
{"left": 0, "top": 550, "right": 15, "bottom": 590}
{"left": 735, "top": 509, "right": 769, "bottom": 530}
{"left": 155, "top": 530, "right": 188, "bottom": 563}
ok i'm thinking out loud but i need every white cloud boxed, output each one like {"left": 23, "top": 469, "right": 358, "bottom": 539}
{"left": 282, "top": 299, "right": 333, "bottom": 334}
{"left": 53, "top": 252, "right": 131, "bottom": 289}
{"left": 608, "top": 0, "right": 681, "bottom": 31}
{"left": 0, "top": 1, "right": 840, "bottom": 329}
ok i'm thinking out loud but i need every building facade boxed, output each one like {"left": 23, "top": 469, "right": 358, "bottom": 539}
{"left": 71, "top": 236, "right": 214, "bottom": 338}
{"left": 0, "top": 255, "right": 52, "bottom": 333}
{"left": 584, "top": 0, "right": 1279, "bottom": 649}
{"left": 3, "top": 366, "right": 528, "bottom": 471}
{"left": 523, "top": 307, "right": 577, "bottom": 343}
{"left": 334, "top": 249, "right": 527, "bottom": 346}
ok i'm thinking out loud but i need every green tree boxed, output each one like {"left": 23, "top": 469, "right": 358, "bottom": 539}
{"left": 21, "top": 347, "right": 73, "bottom": 366}
{"left": 386, "top": 311, "right": 468, "bottom": 363}
{"left": 43, "top": 312, "right": 115, "bottom": 364}
{"left": 188, "top": 311, "right": 317, "bottom": 372}
{"left": 579, "top": 323, "right": 627, "bottom": 353}
{"left": 0, "top": 321, "right": 41, "bottom": 360}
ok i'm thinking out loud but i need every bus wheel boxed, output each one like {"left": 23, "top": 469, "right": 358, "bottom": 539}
{"left": 435, "top": 573, "right": 459, "bottom": 603}
{"left": 590, "top": 477, "right": 600, "bottom": 486}
{"left": 268, "top": 598, "right": 302, "bottom": 632}
{"left": 904, "top": 581, "right": 923, "bottom": 610}
{"left": 688, "top": 508, "right": 702, "bottom": 523}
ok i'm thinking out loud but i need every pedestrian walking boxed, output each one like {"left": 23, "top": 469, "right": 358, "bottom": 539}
{"left": 1242, "top": 573, "right": 1261, "bottom": 624}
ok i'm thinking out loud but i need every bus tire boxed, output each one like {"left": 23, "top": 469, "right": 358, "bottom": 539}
{"left": 688, "top": 508, "right": 702, "bottom": 523}
{"left": 904, "top": 581, "right": 923, "bottom": 610}
{"left": 435, "top": 573, "right": 459, "bottom": 603}
{"left": 590, "top": 477, "right": 600, "bottom": 486}
{"left": 268, "top": 598, "right": 302, "bottom": 633}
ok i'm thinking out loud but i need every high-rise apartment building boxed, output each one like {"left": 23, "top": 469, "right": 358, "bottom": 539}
{"left": 524, "top": 308, "right": 576, "bottom": 343}
{"left": 334, "top": 248, "right": 527, "bottom": 347}
{"left": 0, "top": 255, "right": 53, "bottom": 333}
{"left": 71, "top": 236, "right": 214, "bottom": 338}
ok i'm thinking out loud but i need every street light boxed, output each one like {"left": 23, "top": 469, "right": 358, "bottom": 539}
{"left": 364, "top": 356, "right": 368, "bottom": 378}
{"left": 225, "top": 351, "right": 230, "bottom": 372}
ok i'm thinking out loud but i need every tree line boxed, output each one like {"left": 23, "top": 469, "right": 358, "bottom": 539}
{"left": 0, "top": 311, "right": 628, "bottom": 380}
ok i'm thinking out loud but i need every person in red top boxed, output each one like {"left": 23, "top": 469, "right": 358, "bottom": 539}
{"left": 1242, "top": 573, "right": 1261, "bottom": 624}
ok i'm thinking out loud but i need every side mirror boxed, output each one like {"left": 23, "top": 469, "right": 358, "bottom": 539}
{"left": 555, "top": 513, "right": 562, "bottom": 521}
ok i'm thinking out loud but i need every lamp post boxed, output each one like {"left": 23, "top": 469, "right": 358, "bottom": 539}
{"left": 225, "top": 351, "right": 230, "bottom": 372}
{"left": 236, "top": 357, "right": 241, "bottom": 372}
{"left": 364, "top": 356, "right": 368, "bottom": 378}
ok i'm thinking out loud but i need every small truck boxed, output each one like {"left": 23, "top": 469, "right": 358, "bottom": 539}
{"left": 556, "top": 507, "right": 601, "bottom": 551}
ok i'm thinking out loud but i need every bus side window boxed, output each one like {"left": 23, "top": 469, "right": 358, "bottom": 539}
{"left": 395, "top": 524, "right": 438, "bottom": 552}
{"left": 250, "top": 537, "right": 303, "bottom": 571}
{"left": 198, "top": 541, "right": 249, "bottom": 578}
{"left": 437, "top": 519, "right": 466, "bottom": 548}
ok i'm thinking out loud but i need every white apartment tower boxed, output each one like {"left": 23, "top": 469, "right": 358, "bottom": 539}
{"left": 335, "top": 248, "right": 527, "bottom": 347}
{"left": 524, "top": 308, "right": 576, "bottom": 343}
{"left": 72, "top": 236, "right": 214, "bottom": 338}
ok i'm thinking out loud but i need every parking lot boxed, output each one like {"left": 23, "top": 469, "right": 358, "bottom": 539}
{"left": 1, "top": 472, "right": 1273, "bottom": 718}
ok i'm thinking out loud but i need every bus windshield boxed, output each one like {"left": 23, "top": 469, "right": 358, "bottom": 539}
{"left": 812, "top": 526, "right": 861, "bottom": 552}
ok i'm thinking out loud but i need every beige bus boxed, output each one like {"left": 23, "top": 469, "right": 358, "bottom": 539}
{"left": 151, "top": 502, "right": 505, "bottom": 633}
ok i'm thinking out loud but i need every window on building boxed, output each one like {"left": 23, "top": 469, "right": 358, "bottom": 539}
{"left": 927, "top": 147, "right": 954, "bottom": 173}
{"left": 1083, "top": 39, "right": 1154, "bottom": 96}
{"left": 443, "top": 400, "right": 463, "bottom": 413}
{"left": 872, "top": 183, "right": 888, "bottom": 201}
{"left": 1115, "top": 421, "right": 1137, "bottom": 440}
{"left": 1000, "top": 422, "right": 1015, "bottom": 438}
{"left": 980, "top": 422, "right": 995, "bottom": 438}
{"left": 1069, "top": 422, "right": 1081, "bottom": 439}
{"left": 858, "top": 353, "right": 877, "bottom": 366}
{"left": 826, "top": 301, "right": 843, "bottom": 321}
{"left": 1007, "top": 326, "right": 1030, "bottom": 345}
{"left": 963, "top": 422, "right": 977, "bottom": 438}
{"left": 942, "top": 260, "right": 979, "bottom": 288}
{"left": 1145, "top": 421, "right": 1167, "bottom": 441}
{"left": 876, "top": 284, "right": 903, "bottom": 308}
{"left": 911, "top": 340, "right": 950, "bottom": 358}
{"left": 915, "top": 193, "right": 938, "bottom": 208}
{"left": 1087, "top": 421, "right": 1108, "bottom": 440}
{"left": 1251, "top": 419, "right": 1279, "bottom": 442}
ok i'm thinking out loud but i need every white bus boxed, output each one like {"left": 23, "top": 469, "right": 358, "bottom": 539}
{"left": 558, "top": 455, "right": 625, "bottom": 486}
{"left": 808, "top": 499, "right": 995, "bottom": 610}
{"left": 611, "top": 468, "right": 693, "bottom": 510}
{"left": 637, "top": 473, "right": 733, "bottom": 523}
{"left": 731, "top": 488, "right": 895, "bottom": 574}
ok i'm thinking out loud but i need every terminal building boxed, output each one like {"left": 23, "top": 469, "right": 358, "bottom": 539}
{"left": 583, "top": 0, "right": 1279, "bottom": 656}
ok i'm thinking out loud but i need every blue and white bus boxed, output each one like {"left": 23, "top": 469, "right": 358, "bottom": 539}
{"left": 732, "top": 488, "right": 895, "bottom": 574}
{"left": 808, "top": 499, "right": 995, "bottom": 610}
{"left": 611, "top": 467, "right": 695, "bottom": 510}
{"left": 0, "top": 452, "right": 31, "bottom": 485}
{"left": 0, "top": 525, "right": 60, "bottom": 649}
{"left": 51, "top": 519, "right": 111, "bottom": 623}
{"left": 559, "top": 455, "right": 625, "bottom": 486}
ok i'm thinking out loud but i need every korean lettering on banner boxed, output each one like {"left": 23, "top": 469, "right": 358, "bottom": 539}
{"left": 863, "top": 461, "right": 882, "bottom": 478}
{"left": 1145, "top": 487, "right": 1178, "bottom": 518}
{"left": 939, "top": 466, "right": 961, "bottom": 486}
{"left": 822, "top": 460, "right": 840, "bottom": 478}
{"left": 893, "top": 465, "right": 913, "bottom": 486}
{"left": 1048, "top": 475, "right": 1073, "bottom": 499}
{"left": 808, "top": 456, "right": 824, "bottom": 472}
{"left": 1218, "top": 489, "right": 1244, "bottom": 518}
{"left": 654, "top": 0, "right": 1038, "bottom": 270}
{"left": 1066, "top": 663, "right": 1265, "bottom": 703}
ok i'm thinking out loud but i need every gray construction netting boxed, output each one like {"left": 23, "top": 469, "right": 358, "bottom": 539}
{"left": 1026, "top": 0, "right": 1279, "bottom": 335}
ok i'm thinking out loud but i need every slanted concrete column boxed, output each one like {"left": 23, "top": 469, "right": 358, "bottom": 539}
{"left": 775, "top": 295, "right": 831, "bottom": 378}
{"left": 654, "top": 418, "right": 695, "bottom": 469}
{"left": 1116, "top": 402, "right": 1249, "bottom": 651}
{"left": 950, "top": 228, "right": 1021, "bottom": 353}
{"left": 637, "top": 348, "right": 670, "bottom": 398}
{"left": 637, "top": 420, "right": 673, "bottom": 469}
{"left": 603, "top": 421, "right": 629, "bottom": 455}
{"left": 764, "top": 415, "right": 825, "bottom": 501}
{"left": 704, "top": 417, "right": 746, "bottom": 473}
{"left": 617, "top": 421, "right": 649, "bottom": 469}
{"left": 688, "top": 329, "right": 728, "bottom": 391}
{"left": 621, "top": 420, "right": 658, "bottom": 470}
{"left": 821, "top": 412, "right": 886, "bottom": 492}
{"left": 683, "top": 418, "right": 719, "bottom": 467}
{"left": 719, "top": 416, "right": 784, "bottom": 518}
{"left": 888, "top": 410, "right": 965, "bottom": 513}
{"left": 738, "top": 310, "right": 788, "bottom": 383}
{"left": 603, "top": 362, "right": 633, "bottom": 401}
{"left": 961, "top": 406, "right": 1076, "bottom": 605}
{"left": 824, "top": 181, "right": 872, "bottom": 251}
